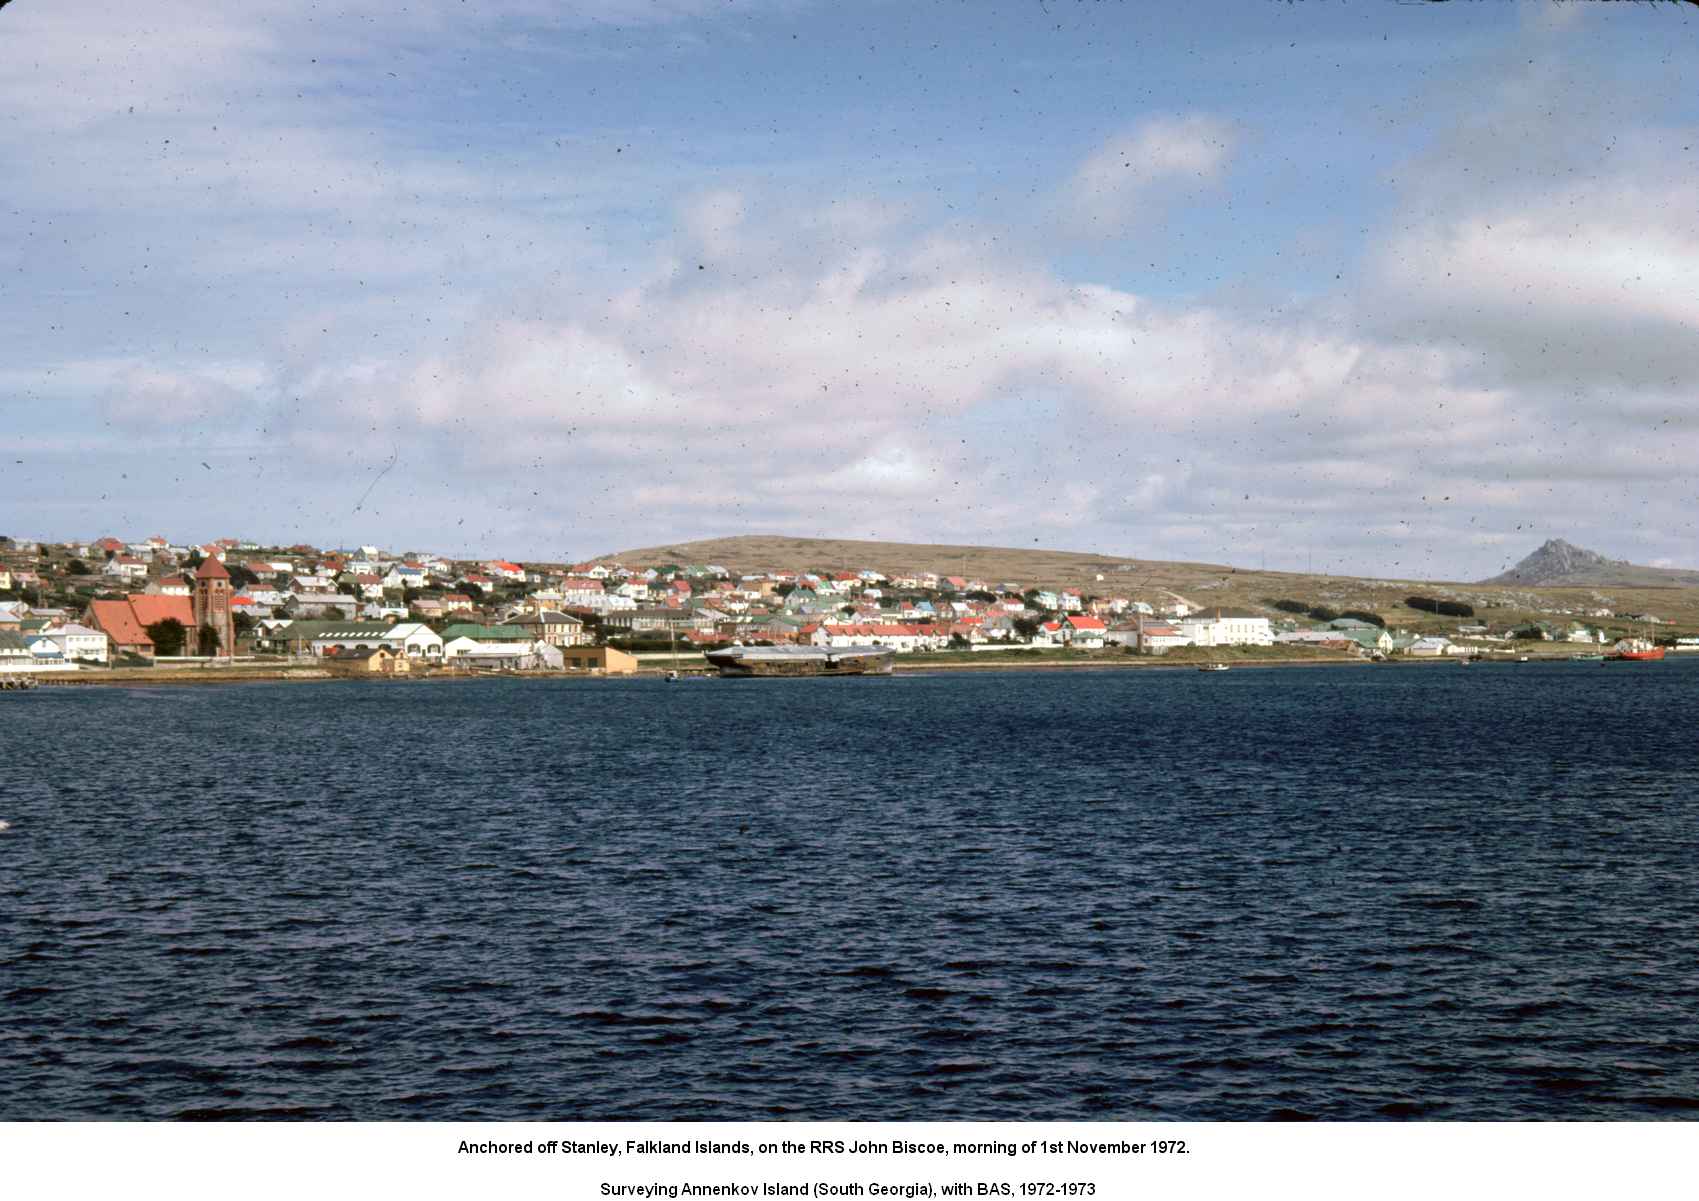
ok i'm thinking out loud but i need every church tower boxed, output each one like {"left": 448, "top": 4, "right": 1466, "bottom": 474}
{"left": 192, "top": 555, "right": 236, "bottom": 657}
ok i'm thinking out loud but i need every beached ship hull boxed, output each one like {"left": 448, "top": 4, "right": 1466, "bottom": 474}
{"left": 704, "top": 644, "right": 896, "bottom": 677}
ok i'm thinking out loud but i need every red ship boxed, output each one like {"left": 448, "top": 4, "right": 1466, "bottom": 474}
{"left": 1607, "top": 638, "right": 1666, "bottom": 661}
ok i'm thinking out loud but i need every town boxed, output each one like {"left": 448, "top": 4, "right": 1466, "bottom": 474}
{"left": 1, "top": 533, "right": 1695, "bottom": 681}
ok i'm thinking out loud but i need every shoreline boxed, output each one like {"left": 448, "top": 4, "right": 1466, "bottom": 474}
{"left": 11, "top": 649, "right": 1629, "bottom": 688}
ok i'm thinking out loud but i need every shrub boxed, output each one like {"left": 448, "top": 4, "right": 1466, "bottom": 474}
{"left": 1406, "top": 595, "right": 1474, "bottom": 618}
{"left": 1339, "top": 609, "right": 1386, "bottom": 628}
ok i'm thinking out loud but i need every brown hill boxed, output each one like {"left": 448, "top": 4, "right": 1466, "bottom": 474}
{"left": 608, "top": 534, "right": 1699, "bottom": 633}
{"left": 1483, "top": 538, "right": 1699, "bottom": 588}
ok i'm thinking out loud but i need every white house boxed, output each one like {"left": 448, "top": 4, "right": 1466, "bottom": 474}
{"left": 1031, "top": 621, "right": 1067, "bottom": 649}
{"left": 812, "top": 623, "right": 941, "bottom": 653}
{"left": 41, "top": 622, "right": 110, "bottom": 664}
{"left": 103, "top": 556, "right": 149, "bottom": 580}
{"left": 383, "top": 565, "right": 428, "bottom": 591}
{"left": 1405, "top": 636, "right": 1455, "bottom": 657}
{"left": 442, "top": 636, "right": 556, "bottom": 669}
{"left": 385, "top": 622, "right": 445, "bottom": 660}
{"left": 1177, "top": 612, "right": 1273, "bottom": 647}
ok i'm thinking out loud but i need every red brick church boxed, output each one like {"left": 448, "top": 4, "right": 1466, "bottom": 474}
{"left": 88, "top": 555, "right": 236, "bottom": 657}
{"left": 190, "top": 555, "right": 235, "bottom": 657}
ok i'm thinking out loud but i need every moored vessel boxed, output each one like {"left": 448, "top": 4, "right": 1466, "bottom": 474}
{"left": 1606, "top": 638, "right": 1665, "bottom": 662}
{"left": 704, "top": 644, "right": 895, "bottom": 677}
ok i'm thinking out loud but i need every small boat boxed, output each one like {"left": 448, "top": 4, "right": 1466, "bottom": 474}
{"left": 1570, "top": 652, "right": 1604, "bottom": 662}
{"left": 1198, "top": 663, "right": 1229, "bottom": 673}
{"left": 665, "top": 670, "right": 680, "bottom": 682}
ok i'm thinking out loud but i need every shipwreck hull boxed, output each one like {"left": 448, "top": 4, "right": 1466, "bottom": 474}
{"left": 705, "top": 645, "right": 895, "bottom": 678}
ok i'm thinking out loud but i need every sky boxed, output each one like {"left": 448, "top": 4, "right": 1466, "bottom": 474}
{"left": 3, "top": 0, "right": 1697, "bottom": 579}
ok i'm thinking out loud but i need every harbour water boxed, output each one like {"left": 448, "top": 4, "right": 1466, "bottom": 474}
{"left": 4, "top": 660, "right": 1699, "bottom": 1120}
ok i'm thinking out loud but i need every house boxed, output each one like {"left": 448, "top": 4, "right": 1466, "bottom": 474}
{"left": 1032, "top": 621, "right": 1067, "bottom": 648}
{"left": 1405, "top": 636, "right": 1455, "bottom": 658}
{"left": 39, "top": 622, "right": 110, "bottom": 664}
{"left": 143, "top": 575, "right": 193, "bottom": 597}
{"left": 103, "top": 555, "right": 149, "bottom": 581}
{"left": 383, "top": 565, "right": 427, "bottom": 591}
{"left": 1134, "top": 622, "right": 1191, "bottom": 652}
{"left": 1176, "top": 611, "right": 1273, "bottom": 647}
{"left": 442, "top": 635, "right": 557, "bottom": 669}
{"left": 384, "top": 623, "right": 446, "bottom": 660}
{"left": 603, "top": 608, "right": 698, "bottom": 636}
{"left": 510, "top": 610, "right": 588, "bottom": 648}
{"left": 813, "top": 623, "right": 942, "bottom": 653}
{"left": 559, "top": 578, "right": 606, "bottom": 606}
{"left": 486, "top": 560, "right": 527, "bottom": 582}
{"left": 0, "top": 630, "right": 34, "bottom": 670}
{"left": 323, "top": 645, "right": 411, "bottom": 675}
{"left": 1063, "top": 615, "right": 1107, "bottom": 648}
{"left": 290, "top": 592, "right": 359, "bottom": 620}
{"left": 560, "top": 645, "right": 637, "bottom": 674}
{"left": 23, "top": 634, "right": 66, "bottom": 665}
{"left": 439, "top": 623, "right": 532, "bottom": 644}
{"left": 260, "top": 620, "right": 391, "bottom": 657}
{"left": 1276, "top": 630, "right": 1356, "bottom": 650}
{"left": 1104, "top": 623, "right": 1142, "bottom": 647}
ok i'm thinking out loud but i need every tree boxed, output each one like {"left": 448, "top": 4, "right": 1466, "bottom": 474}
{"left": 1012, "top": 616, "right": 1042, "bottom": 640}
{"left": 198, "top": 624, "right": 221, "bottom": 655}
{"left": 67, "top": 559, "right": 90, "bottom": 575}
{"left": 144, "top": 618, "right": 187, "bottom": 657}
{"left": 1339, "top": 609, "right": 1386, "bottom": 628}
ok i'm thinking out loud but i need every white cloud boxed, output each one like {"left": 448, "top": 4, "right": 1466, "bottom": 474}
{"left": 1060, "top": 115, "right": 1236, "bottom": 235}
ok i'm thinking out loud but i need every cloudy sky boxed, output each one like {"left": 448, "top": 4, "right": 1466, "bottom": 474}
{"left": 4, "top": 1, "right": 1697, "bottom": 577}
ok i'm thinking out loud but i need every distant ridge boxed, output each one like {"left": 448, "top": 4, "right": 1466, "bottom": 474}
{"left": 1483, "top": 539, "right": 1699, "bottom": 588}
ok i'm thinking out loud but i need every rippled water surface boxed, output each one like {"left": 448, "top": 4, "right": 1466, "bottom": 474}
{"left": 5, "top": 661, "right": 1699, "bottom": 1120}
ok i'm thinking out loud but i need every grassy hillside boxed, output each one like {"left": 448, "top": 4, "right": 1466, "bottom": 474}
{"left": 610, "top": 534, "right": 1699, "bottom": 635}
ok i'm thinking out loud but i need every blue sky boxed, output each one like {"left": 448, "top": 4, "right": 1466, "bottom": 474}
{"left": 4, "top": 0, "right": 1697, "bottom": 578}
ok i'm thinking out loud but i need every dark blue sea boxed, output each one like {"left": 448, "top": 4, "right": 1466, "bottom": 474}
{"left": 5, "top": 660, "right": 1699, "bottom": 1121}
